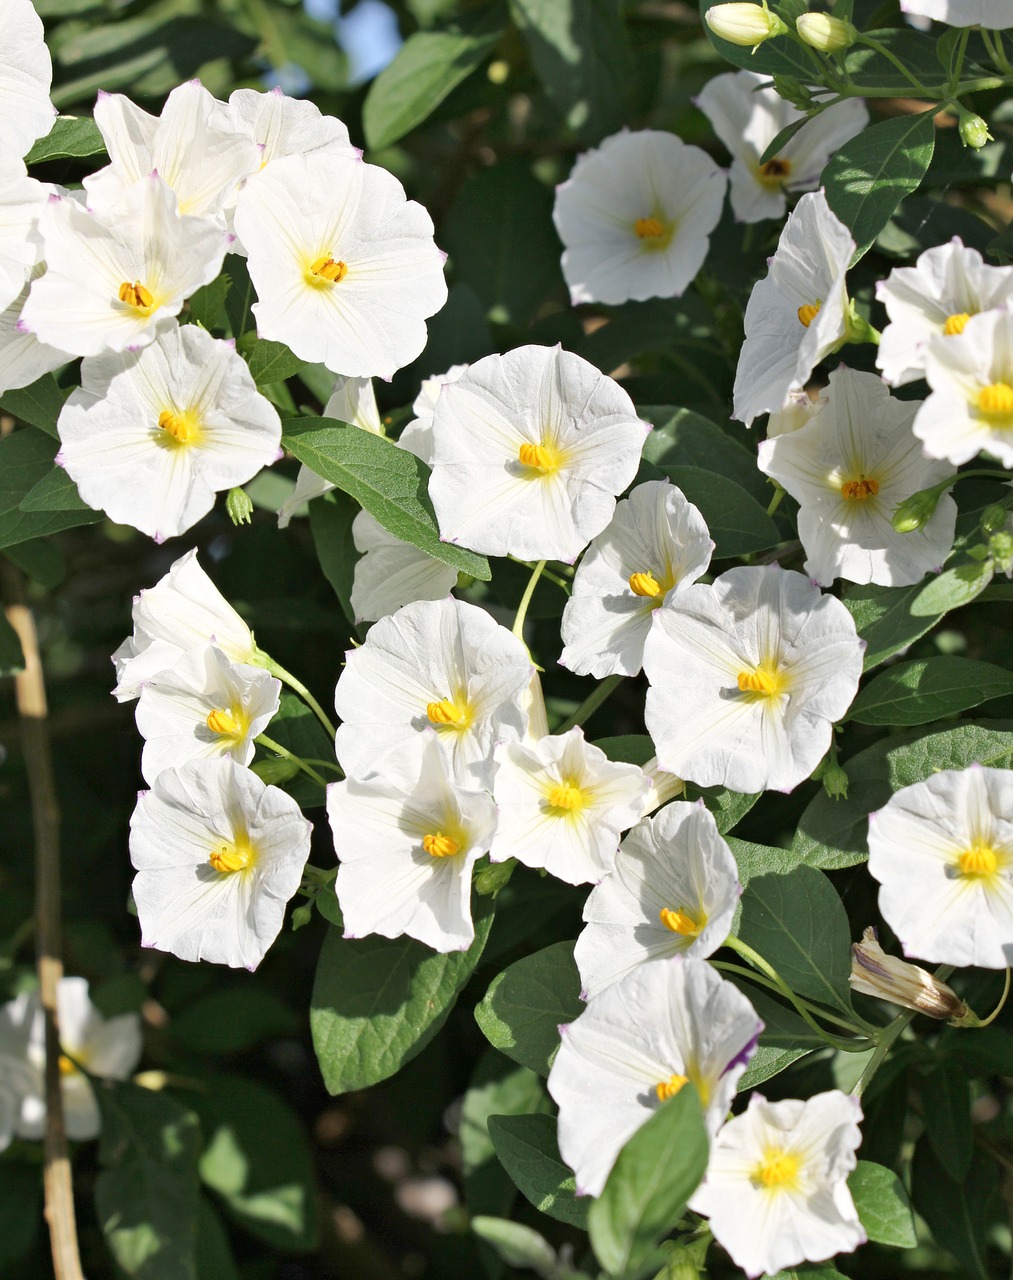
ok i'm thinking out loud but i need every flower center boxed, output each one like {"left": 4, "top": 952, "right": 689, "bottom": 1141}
{"left": 209, "top": 841, "right": 254, "bottom": 874}
{"left": 943, "top": 311, "right": 972, "bottom": 336}
{"left": 206, "top": 706, "right": 247, "bottom": 739}
{"left": 841, "top": 474, "right": 880, "bottom": 501}
{"left": 655, "top": 1072, "right": 689, "bottom": 1103}
{"left": 427, "top": 697, "right": 470, "bottom": 729}
{"left": 58, "top": 1053, "right": 79, "bottom": 1077}
{"left": 633, "top": 216, "right": 674, "bottom": 250}
{"left": 307, "top": 255, "right": 347, "bottom": 286}
{"left": 758, "top": 156, "right": 792, "bottom": 189}
{"left": 977, "top": 382, "right": 1013, "bottom": 419}
{"left": 423, "top": 831, "right": 460, "bottom": 858}
{"left": 797, "top": 301, "right": 822, "bottom": 328}
{"left": 629, "top": 571, "right": 663, "bottom": 598}
{"left": 737, "top": 662, "right": 787, "bottom": 698}
{"left": 546, "top": 778, "right": 586, "bottom": 814}
{"left": 118, "top": 280, "right": 155, "bottom": 312}
{"left": 157, "top": 408, "right": 202, "bottom": 446}
{"left": 753, "top": 1147, "right": 801, "bottom": 1191}
{"left": 518, "top": 441, "right": 562, "bottom": 473}
{"left": 957, "top": 840, "right": 999, "bottom": 880}
{"left": 659, "top": 906, "right": 706, "bottom": 937}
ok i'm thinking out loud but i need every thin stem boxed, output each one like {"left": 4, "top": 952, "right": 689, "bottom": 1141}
{"left": 851, "top": 1008, "right": 915, "bottom": 1097}
{"left": 256, "top": 734, "right": 328, "bottom": 787}
{"left": 555, "top": 673, "right": 624, "bottom": 734}
{"left": 713, "top": 960, "right": 870, "bottom": 1035}
{"left": 987, "top": 30, "right": 1013, "bottom": 75}
{"left": 947, "top": 27, "right": 971, "bottom": 92}
{"left": 299, "top": 758, "right": 344, "bottom": 775}
{"left": 855, "top": 34, "right": 935, "bottom": 96}
{"left": 260, "top": 654, "right": 337, "bottom": 739}
{"left": 512, "top": 559, "right": 546, "bottom": 641}
{"left": 509, "top": 556, "right": 571, "bottom": 591}
{"left": 976, "top": 968, "right": 1011, "bottom": 1028}
{"left": 766, "top": 483, "right": 786, "bottom": 518}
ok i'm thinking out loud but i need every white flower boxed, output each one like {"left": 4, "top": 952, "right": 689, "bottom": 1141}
{"left": 333, "top": 597, "right": 532, "bottom": 788}
{"left": 690, "top": 1091, "right": 865, "bottom": 1278}
{"left": 548, "top": 956, "right": 762, "bottom": 1198}
{"left": 22, "top": 174, "right": 229, "bottom": 357}
{"left": 559, "top": 480, "right": 713, "bottom": 678}
{"left": 876, "top": 239, "right": 1013, "bottom": 387}
{"left": 210, "top": 86, "right": 357, "bottom": 170}
{"left": 758, "top": 366, "right": 956, "bottom": 586}
{"left": 732, "top": 190, "right": 854, "bottom": 428}
{"left": 489, "top": 728, "right": 649, "bottom": 885}
{"left": 643, "top": 564, "right": 864, "bottom": 794}
{"left": 574, "top": 800, "right": 741, "bottom": 999}
{"left": 0, "top": 977, "right": 142, "bottom": 1142}
{"left": 552, "top": 129, "right": 726, "bottom": 306}
{"left": 327, "top": 731, "right": 497, "bottom": 952}
{"left": 84, "top": 81, "right": 261, "bottom": 219}
{"left": 135, "top": 644, "right": 281, "bottom": 785}
{"left": 234, "top": 151, "right": 447, "bottom": 378}
{"left": 0, "top": 0, "right": 57, "bottom": 159}
{"left": 397, "top": 362, "right": 469, "bottom": 463}
{"left": 57, "top": 324, "right": 282, "bottom": 542}
{"left": 0, "top": 269, "right": 72, "bottom": 395}
{"left": 112, "top": 549, "right": 258, "bottom": 702}
{"left": 428, "top": 344, "right": 650, "bottom": 562}
{"left": 915, "top": 308, "right": 1013, "bottom": 467}
{"left": 867, "top": 765, "right": 1013, "bottom": 970}
{"left": 765, "top": 387, "right": 827, "bottom": 438}
{"left": 695, "top": 70, "right": 867, "bottom": 224}
{"left": 129, "top": 757, "right": 313, "bottom": 970}
{"left": 350, "top": 511, "right": 458, "bottom": 622}
{"left": 900, "top": 0, "right": 1013, "bottom": 27}
{"left": 0, "top": 155, "right": 53, "bottom": 314}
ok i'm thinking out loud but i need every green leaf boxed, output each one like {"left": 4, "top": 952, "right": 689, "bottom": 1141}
{"left": 758, "top": 116, "right": 810, "bottom": 168}
{"left": 169, "top": 988, "right": 298, "bottom": 1056}
{"left": 281, "top": 418, "right": 490, "bottom": 581}
{"left": 698, "top": 0, "right": 814, "bottom": 78}
{"left": 0, "top": 374, "right": 72, "bottom": 438}
{"left": 793, "top": 722, "right": 1013, "bottom": 869}
{"left": 470, "top": 1217, "right": 558, "bottom": 1276}
{"left": 460, "top": 1050, "right": 549, "bottom": 1217}
{"left": 362, "top": 10, "right": 505, "bottom": 150}
{"left": 641, "top": 406, "right": 770, "bottom": 504}
{"left": 728, "top": 837, "right": 801, "bottom": 887}
{"left": 920, "top": 1060, "right": 973, "bottom": 1182}
{"left": 823, "top": 111, "right": 937, "bottom": 263}
{"left": 588, "top": 1087, "right": 708, "bottom": 1276}
{"left": 237, "top": 333, "right": 307, "bottom": 386}
{"left": 736, "top": 867, "right": 854, "bottom": 1014}
{"left": 475, "top": 940, "right": 583, "bottom": 1077}
{"left": 848, "top": 1161, "right": 916, "bottom": 1248}
{"left": 0, "top": 429, "right": 99, "bottom": 550}
{"left": 195, "top": 1199, "right": 239, "bottom": 1280}
{"left": 508, "top": 0, "right": 630, "bottom": 142}
{"left": 843, "top": 579, "right": 947, "bottom": 670}
{"left": 94, "top": 1079, "right": 201, "bottom": 1280}
{"left": 488, "top": 1113, "right": 588, "bottom": 1228}
{"left": 308, "top": 490, "right": 359, "bottom": 627}
{"left": 0, "top": 611, "right": 25, "bottom": 676}
{"left": 658, "top": 465, "right": 779, "bottom": 559}
{"left": 256, "top": 692, "right": 332, "bottom": 808}
{"left": 0, "top": 1159, "right": 43, "bottom": 1268}
{"left": 25, "top": 114, "right": 106, "bottom": 164}
{"left": 193, "top": 1075, "right": 318, "bottom": 1252}
{"left": 4, "top": 536, "right": 65, "bottom": 588}
{"left": 847, "top": 656, "right": 1013, "bottom": 726}
{"left": 735, "top": 987, "right": 822, "bottom": 1090}
{"left": 20, "top": 464, "right": 91, "bottom": 512}
{"left": 593, "top": 735, "right": 656, "bottom": 766}
{"left": 910, "top": 1143, "right": 998, "bottom": 1280}
{"left": 910, "top": 559, "right": 994, "bottom": 616}
{"left": 222, "top": 256, "right": 255, "bottom": 341}
{"left": 187, "top": 276, "right": 231, "bottom": 332}
{"left": 311, "top": 900, "right": 495, "bottom": 1094}
{"left": 685, "top": 785, "right": 760, "bottom": 835}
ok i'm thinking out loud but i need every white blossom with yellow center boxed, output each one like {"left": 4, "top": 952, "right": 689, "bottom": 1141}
{"left": 548, "top": 956, "right": 761, "bottom": 1198}
{"left": 899, "top": 0, "right": 1013, "bottom": 29}
{"left": 915, "top": 308, "right": 1013, "bottom": 468}
{"left": 129, "top": 757, "right": 312, "bottom": 970}
{"left": 690, "top": 1091, "right": 865, "bottom": 1277}
{"left": 643, "top": 564, "right": 864, "bottom": 794}
{"left": 560, "top": 479, "right": 714, "bottom": 678}
{"left": 489, "top": 727, "right": 649, "bottom": 885}
{"left": 0, "top": 267, "right": 73, "bottom": 396}
{"left": 135, "top": 643, "right": 280, "bottom": 785}
{"left": 868, "top": 765, "right": 1013, "bottom": 970}
{"left": 575, "top": 800, "right": 741, "bottom": 998}
{"left": 427, "top": 345, "right": 650, "bottom": 562}
{"left": 57, "top": 323, "right": 282, "bottom": 542}
{"left": 732, "top": 191, "right": 854, "bottom": 428}
{"left": 0, "top": 0, "right": 57, "bottom": 160}
{"left": 759, "top": 366, "right": 956, "bottom": 587}
{"left": 327, "top": 730, "right": 497, "bottom": 952}
{"left": 552, "top": 129, "right": 726, "bottom": 305}
{"left": 695, "top": 69, "right": 867, "bottom": 224}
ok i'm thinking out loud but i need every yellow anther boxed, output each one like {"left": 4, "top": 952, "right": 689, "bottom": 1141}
{"left": 423, "top": 831, "right": 460, "bottom": 858}
{"left": 118, "top": 280, "right": 154, "bottom": 310}
{"left": 655, "top": 1073, "right": 689, "bottom": 1102}
{"left": 958, "top": 842, "right": 999, "bottom": 879}
{"left": 841, "top": 475, "right": 880, "bottom": 501}
{"left": 634, "top": 217, "right": 666, "bottom": 240}
{"left": 797, "top": 301, "right": 822, "bottom": 328}
{"left": 546, "top": 780, "right": 585, "bottom": 812}
{"left": 157, "top": 408, "right": 201, "bottom": 445}
{"left": 629, "top": 571, "right": 662, "bottom": 598}
{"left": 978, "top": 382, "right": 1013, "bottom": 417}
{"left": 659, "top": 906, "right": 704, "bottom": 937}
{"left": 209, "top": 844, "right": 252, "bottom": 874}
{"left": 58, "top": 1054, "right": 78, "bottom": 1077}
{"left": 427, "top": 698, "right": 469, "bottom": 727}
{"left": 309, "top": 256, "right": 347, "bottom": 283}
{"left": 737, "top": 664, "right": 786, "bottom": 697}
{"left": 943, "top": 312, "right": 971, "bottom": 336}
{"left": 207, "top": 707, "right": 242, "bottom": 737}
{"left": 758, "top": 156, "right": 792, "bottom": 188}
{"left": 518, "top": 442, "right": 559, "bottom": 472}
{"left": 754, "top": 1148, "right": 801, "bottom": 1190}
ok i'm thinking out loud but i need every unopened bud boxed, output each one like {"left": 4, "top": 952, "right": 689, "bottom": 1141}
{"left": 705, "top": 2, "right": 789, "bottom": 49}
{"left": 957, "top": 109, "right": 993, "bottom": 150}
{"left": 850, "top": 928, "right": 968, "bottom": 1022}
{"left": 291, "top": 902, "right": 313, "bottom": 931}
{"left": 474, "top": 857, "right": 516, "bottom": 897}
{"left": 821, "top": 757, "right": 849, "bottom": 800}
{"left": 640, "top": 757, "right": 686, "bottom": 818}
{"left": 796, "top": 13, "right": 857, "bottom": 51}
{"left": 226, "top": 486, "right": 254, "bottom": 525}
{"left": 892, "top": 485, "right": 942, "bottom": 533}
{"left": 771, "top": 75, "right": 813, "bottom": 110}
{"left": 981, "top": 503, "right": 1008, "bottom": 534}
{"left": 988, "top": 529, "right": 1013, "bottom": 574}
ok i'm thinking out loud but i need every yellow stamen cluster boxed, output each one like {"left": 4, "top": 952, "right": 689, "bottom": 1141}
{"left": 427, "top": 698, "right": 469, "bottom": 728}
{"left": 206, "top": 707, "right": 243, "bottom": 737}
{"left": 634, "top": 216, "right": 666, "bottom": 240}
{"left": 753, "top": 1147, "right": 801, "bottom": 1190}
{"left": 629, "top": 571, "right": 662, "bottom": 598}
{"left": 209, "top": 843, "right": 252, "bottom": 874}
{"left": 758, "top": 156, "right": 792, "bottom": 189}
{"left": 309, "top": 256, "right": 347, "bottom": 283}
{"left": 423, "top": 831, "right": 460, "bottom": 858}
{"left": 119, "top": 281, "right": 154, "bottom": 310}
{"left": 737, "top": 664, "right": 786, "bottom": 697}
{"left": 518, "top": 442, "right": 559, "bottom": 472}
{"left": 655, "top": 1072, "right": 689, "bottom": 1102}
{"left": 943, "top": 312, "right": 971, "bottom": 336}
{"left": 546, "top": 780, "right": 585, "bottom": 813}
{"left": 978, "top": 382, "right": 1013, "bottom": 417}
{"left": 841, "top": 475, "right": 880, "bottom": 501}
{"left": 58, "top": 1054, "right": 78, "bottom": 1077}
{"left": 157, "top": 408, "right": 201, "bottom": 446}
{"left": 659, "top": 906, "right": 704, "bottom": 937}
{"left": 957, "top": 841, "right": 999, "bottom": 880}
{"left": 797, "top": 301, "right": 822, "bottom": 328}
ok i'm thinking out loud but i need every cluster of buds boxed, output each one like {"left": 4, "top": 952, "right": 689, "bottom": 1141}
{"left": 705, "top": 2, "right": 855, "bottom": 52}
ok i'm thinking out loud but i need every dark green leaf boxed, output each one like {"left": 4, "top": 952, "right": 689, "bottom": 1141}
{"left": 470, "top": 1217, "right": 558, "bottom": 1274}
{"left": 843, "top": 578, "right": 946, "bottom": 670}
{"left": 843, "top": 28, "right": 961, "bottom": 93}
{"left": 920, "top": 1060, "right": 972, "bottom": 1182}
{"left": 259, "top": 692, "right": 333, "bottom": 808}
{"left": 308, "top": 490, "right": 359, "bottom": 627}
{"left": 4, "top": 537, "right": 65, "bottom": 588}
{"left": 488, "top": 1113, "right": 588, "bottom": 1228}
{"left": 589, "top": 1087, "right": 708, "bottom": 1276}
{"left": 20, "top": 465, "right": 91, "bottom": 512}
{"left": 282, "top": 417, "right": 490, "bottom": 580}
{"left": 169, "top": 988, "right": 298, "bottom": 1056}
{"left": 699, "top": 0, "right": 815, "bottom": 78}
{"left": 0, "top": 429, "right": 99, "bottom": 550}
{"left": 910, "top": 1142, "right": 998, "bottom": 1280}
{"left": 0, "top": 611, "right": 25, "bottom": 676}
{"left": 222, "top": 256, "right": 255, "bottom": 341}
{"left": 758, "top": 116, "right": 810, "bottom": 168}
{"left": 685, "top": 785, "right": 760, "bottom": 835}
{"left": 735, "top": 987, "right": 822, "bottom": 1090}
{"left": 237, "top": 333, "right": 307, "bottom": 386}
{"left": 94, "top": 1079, "right": 201, "bottom": 1280}
{"left": 593, "top": 735, "right": 655, "bottom": 766}
{"left": 187, "top": 276, "right": 231, "bottom": 332}
{"left": 658, "top": 465, "right": 779, "bottom": 558}
{"left": 1, "top": 374, "right": 72, "bottom": 438}
{"left": 194, "top": 1198, "right": 239, "bottom": 1280}
{"left": 475, "top": 940, "right": 583, "bottom": 1076}
{"left": 460, "top": 1050, "right": 548, "bottom": 1219}
{"left": 848, "top": 1161, "right": 916, "bottom": 1248}
{"left": 728, "top": 837, "right": 801, "bottom": 887}
{"left": 0, "top": 1159, "right": 43, "bottom": 1267}
{"left": 640, "top": 406, "right": 769, "bottom": 504}
{"left": 362, "top": 10, "right": 504, "bottom": 150}
{"left": 823, "top": 111, "right": 937, "bottom": 263}
{"left": 910, "top": 559, "right": 994, "bottom": 616}
{"left": 311, "top": 900, "right": 495, "bottom": 1094}
{"left": 847, "top": 656, "right": 1013, "bottom": 726}
{"left": 25, "top": 114, "right": 105, "bottom": 163}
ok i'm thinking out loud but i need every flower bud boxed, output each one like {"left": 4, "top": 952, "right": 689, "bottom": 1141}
{"left": 821, "top": 757, "right": 849, "bottom": 801}
{"left": 957, "top": 109, "right": 993, "bottom": 150}
{"left": 771, "top": 75, "right": 813, "bottom": 110}
{"left": 474, "top": 857, "right": 516, "bottom": 897}
{"left": 892, "top": 485, "right": 942, "bottom": 533}
{"left": 988, "top": 529, "right": 1013, "bottom": 575}
{"left": 796, "top": 13, "right": 857, "bottom": 52}
{"left": 981, "top": 503, "right": 1008, "bottom": 534}
{"left": 850, "top": 927, "right": 968, "bottom": 1022}
{"left": 226, "top": 485, "right": 254, "bottom": 526}
{"left": 705, "top": 2, "right": 789, "bottom": 48}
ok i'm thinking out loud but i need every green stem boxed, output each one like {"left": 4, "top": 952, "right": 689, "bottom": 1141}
{"left": 852, "top": 963, "right": 954, "bottom": 1096}
{"left": 947, "top": 27, "right": 971, "bottom": 91}
{"left": 976, "top": 968, "right": 1011, "bottom": 1028}
{"left": 986, "top": 30, "right": 1013, "bottom": 75}
{"left": 766, "top": 483, "right": 786, "bottom": 518}
{"left": 555, "top": 673, "right": 623, "bottom": 734}
{"left": 258, "top": 653, "right": 337, "bottom": 739}
{"left": 509, "top": 556, "right": 571, "bottom": 591}
{"left": 256, "top": 734, "right": 328, "bottom": 787}
{"left": 299, "top": 758, "right": 344, "bottom": 775}
{"left": 713, "top": 960, "right": 871, "bottom": 1035}
{"left": 512, "top": 559, "right": 547, "bottom": 641}
{"left": 855, "top": 34, "right": 934, "bottom": 96}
